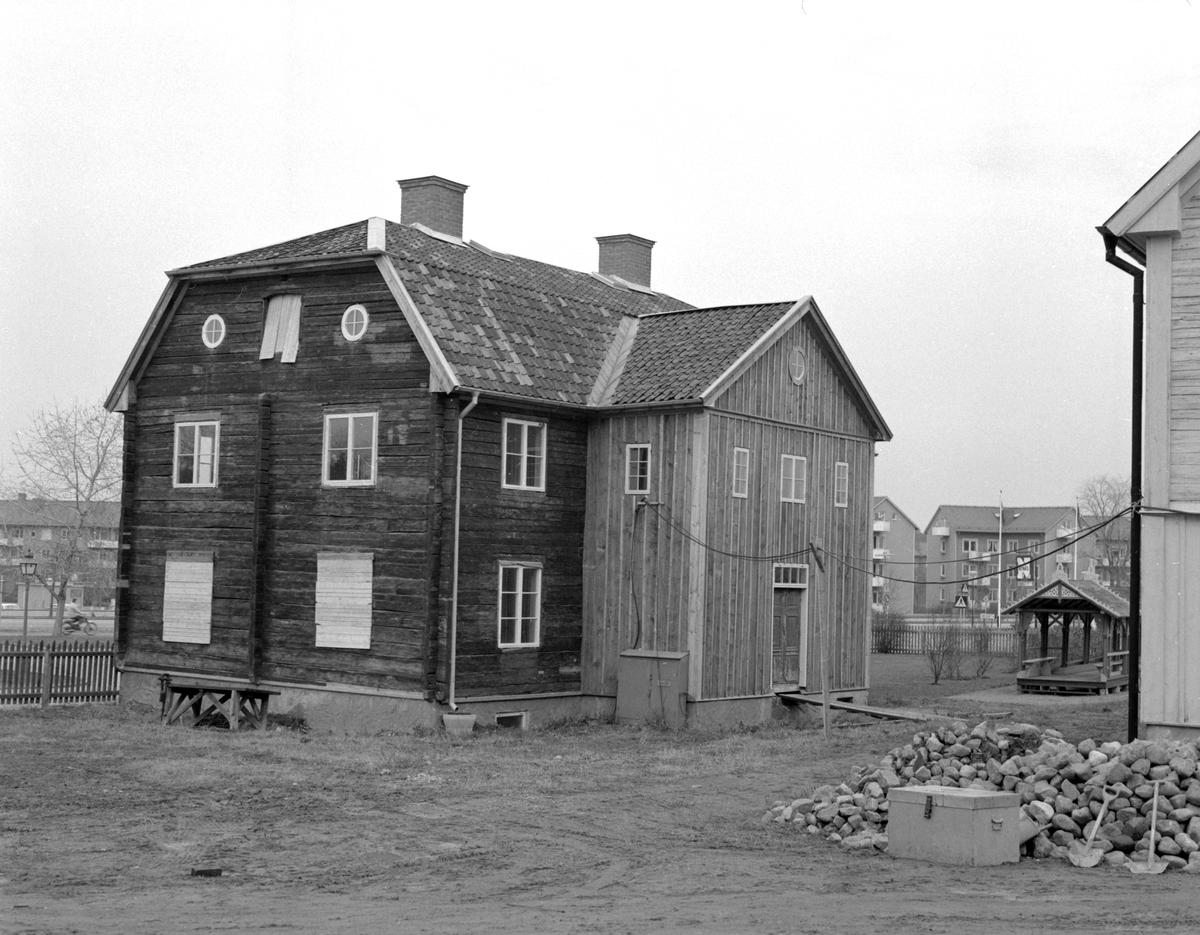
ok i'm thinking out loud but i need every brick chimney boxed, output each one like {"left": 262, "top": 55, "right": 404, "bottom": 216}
{"left": 397, "top": 176, "right": 469, "bottom": 238}
{"left": 596, "top": 234, "right": 654, "bottom": 288}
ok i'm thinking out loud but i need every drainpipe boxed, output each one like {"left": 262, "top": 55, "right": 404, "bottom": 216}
{"left": 447, "top": 391, "right": 480, "bottom": 712}
{"left": 1099, "top": 227, "right": 1143, "bottom": 743}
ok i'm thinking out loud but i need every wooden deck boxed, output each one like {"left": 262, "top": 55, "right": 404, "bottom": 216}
{"left": 1016, "top": 662, "right": 1129, "bottom": 696}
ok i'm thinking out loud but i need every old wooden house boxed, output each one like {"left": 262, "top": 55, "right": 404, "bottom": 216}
{"left": 106, "top": 177, "right": 890, "bottom": 730}
{"left": 1101, "top": 129, "right": 1200, "bottom": 740}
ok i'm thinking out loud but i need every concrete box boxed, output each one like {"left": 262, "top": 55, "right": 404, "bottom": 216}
{"left": 616, "top": 650, "right": 688, "bottom": 729}
{"left": 887, "top": 786, "right": 1020, "bottom": 866}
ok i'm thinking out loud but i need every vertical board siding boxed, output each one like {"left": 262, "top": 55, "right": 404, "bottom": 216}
{"left": 1141, "top": 514, "right": 1200, "bottom": 727}
{"left": 0, "top": 641, "right": 121, "bottom": 706}
{"left": 315, "top": 553, "right": 373, "bottom": 649}
{"left": 161, "top": 551, "right": 214, "bottom": 644}
{"left": 582, "top": 411, "right": 697, "bottom": 696}
{"left": 1171, "top": 194, "right": 1200, "bottom": 501}
{"left": 712, "top": 315, "right": 876, "bottom": 439}
{"left": 124, "top": 265, "right": 439, "bottom": 691}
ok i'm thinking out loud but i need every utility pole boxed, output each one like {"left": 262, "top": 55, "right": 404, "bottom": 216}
{"left": 809, "top": 539, "right": 829, "bottom": 741}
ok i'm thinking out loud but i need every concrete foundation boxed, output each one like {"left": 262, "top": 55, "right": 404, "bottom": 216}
{"left": 122, "top": 669, "right": 858, "bottom": 733}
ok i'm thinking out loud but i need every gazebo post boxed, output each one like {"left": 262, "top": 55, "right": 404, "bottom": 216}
{"left": 1060, "top": 613, "right": 1070, "bottom": 667}
{"left": 1038, "top": 612, "right": 1049, "bottom": 658}
{"left": 1082, "top": 612, "right": 1092, "bottom": 664}
{"left": 1101, "top": 613, "right": 1111, "bottom": 678}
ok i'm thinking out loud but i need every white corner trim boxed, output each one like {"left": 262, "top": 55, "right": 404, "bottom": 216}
{"left": 374, "top": 255, "right": 459, "bottom": 393}
{"left": 699, "top": 298, "right": 809, "bottom": 402}
{"left": 367, "top": 217, "right": 387, "bottom": 252}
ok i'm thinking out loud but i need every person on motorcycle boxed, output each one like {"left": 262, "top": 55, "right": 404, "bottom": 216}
{"left": 64, "top": 601, "right": 86, "bottom": 623}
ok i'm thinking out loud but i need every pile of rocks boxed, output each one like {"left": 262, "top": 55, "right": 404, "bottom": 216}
{"left": 764, "top": 719, "right": 1200, "bottom": 870}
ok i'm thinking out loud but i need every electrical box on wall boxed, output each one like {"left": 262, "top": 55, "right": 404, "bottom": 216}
{"left": 616, "top": 649, "right": 689, "bottom": 729}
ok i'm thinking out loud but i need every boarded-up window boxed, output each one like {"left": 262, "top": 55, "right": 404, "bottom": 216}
{"left": 259, "top": 294, "right": 303, "bottom": 362}
{"left": 162, "top": 550, "right": 213, "bottom": 644}
{"left": 315, "top": 552, "right": 373, "bottom": 649}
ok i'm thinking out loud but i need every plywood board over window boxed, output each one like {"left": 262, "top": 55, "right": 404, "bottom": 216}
{"left": 162, "top": 550, "right": 214, "bottom": 644}
{"left": 315, "top": 552, "right": 373, "bottom": 649}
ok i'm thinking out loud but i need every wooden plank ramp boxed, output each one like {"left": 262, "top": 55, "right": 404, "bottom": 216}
{"left": 775, "top": 691, "right": 928, "bottom": 722}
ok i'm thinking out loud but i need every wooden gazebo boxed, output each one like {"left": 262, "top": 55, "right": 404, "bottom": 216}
{"left": 1003, "top": 579, "right": 1129, "bottom": 695}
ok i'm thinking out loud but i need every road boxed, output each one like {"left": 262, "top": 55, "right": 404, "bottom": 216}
{"left": 0, "top": 612, "right": 114, "bottom": 640}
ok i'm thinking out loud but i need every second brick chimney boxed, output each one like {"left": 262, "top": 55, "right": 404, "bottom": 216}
{"left": 596, "top": 234, "right": 654, "bottom": 289}
{"left": 397, "top": 176, "right": 469, "bottom": 239}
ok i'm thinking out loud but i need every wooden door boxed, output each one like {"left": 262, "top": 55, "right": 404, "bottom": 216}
{"left": 772, "top": 587, "right": 806, "bottom": 687}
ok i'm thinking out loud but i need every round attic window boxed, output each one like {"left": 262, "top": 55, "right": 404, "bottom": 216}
{"left": 788, "top": 347, "right": 807, "bottom": 385}
{"left": 202, "top": 314, "right": 226, "bottom": 348}
{"left": 342, "top": 305, "right": 369, "bottom": 342}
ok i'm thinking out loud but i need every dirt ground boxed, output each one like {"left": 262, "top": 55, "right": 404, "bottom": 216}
{"left": 3, "top": 657, "right": 1198, "bottom": 935}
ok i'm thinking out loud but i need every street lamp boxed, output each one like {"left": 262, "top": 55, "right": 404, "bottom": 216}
{"left": 20, "top": 551, "right": 37, "bottom": 641}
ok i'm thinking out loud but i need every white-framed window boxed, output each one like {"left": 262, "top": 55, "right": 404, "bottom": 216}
{"left": 985, "top": 539, "right": 998, "bottom": 552}
{"left": 323, "top": 412, "right": 377, "bottom": 486}
{"left": 625, "top": 444, "right": 650, "bottom": 494}
{"left": 834, "top": 461, "right": 849, "bottom": 507}
{"left": 940, "top": 538, "right": 947, "bottom": 554}
{"left": 260, "top": 294, "right": 303, "bottom": 362}
{"left": 174, "top": 421, "right": 220, "bottom": 487}
{"left": 773, "top": 563, "right": 808, "bottom": 586}
{"left": 962, "top": 538, "right": 978, "bottom": 554}
{"left": 498, "top": 563, "right": 541, "bottom": 648}
{"left": 781, "top": 455, "right": 807, "bottom": 503}
{"left": 940, "top": 564, "right": 946, "bottom": 578}
{"left": 341, "top": 304, "right": 369, "bottom": 342}
{"left": 732, "top": 447, "right": 750, "bottom": 498}
{"left": 202, "top": 314, "right": 226, "bottom": 348}
{"left": 503, "top": 418, "right": 546, "bottom": 490}
{"left": 315, "top": 552, "right": 373, "bottom": 649}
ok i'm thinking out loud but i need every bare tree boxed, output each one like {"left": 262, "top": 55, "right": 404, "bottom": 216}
{"left": 2, "top": 401, "right": 122, "bottom": 635}
{"left": 1076, "top": 473, "right": 1131, "bottom": 590}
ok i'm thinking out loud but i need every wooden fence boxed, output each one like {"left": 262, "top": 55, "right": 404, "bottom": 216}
{"left": 873, "top": 624, "right": 1021, "bottom": 658}
{"left": 0, "top": 640, "right": 120, "bottom": 706}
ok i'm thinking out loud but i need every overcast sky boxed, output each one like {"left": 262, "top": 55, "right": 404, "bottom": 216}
{"left": 2, "top": 1, "right": 1196, "bottom": 525}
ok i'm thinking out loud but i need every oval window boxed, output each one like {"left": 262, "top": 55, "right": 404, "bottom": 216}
{"left": 202, "top": 314, "right": 226, "bottom": 349}
{"left": 342, "top": 305, "right": 369, "bottom": 342}
{"left": 788, "top": 347, "right": 807, "bottom": 385}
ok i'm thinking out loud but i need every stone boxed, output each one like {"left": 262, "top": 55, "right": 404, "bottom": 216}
{"left": 1050, "top": 829, "right": 1075, "bottom": 848}
{"left": 1176, "top": 832, "right": 1199, "bottom": 854}
{"left": 1032, "top": 765, "right": 1058, "bottom": 784}
{"left": 1146, "top": 744, "right": 1171, "bottom": 766}
{"left": 1078, "top": 738, "right": 1097, "bottom": 756}
{"left": 913, "top": 767, "right": 931, "bottom": 783}
{"left": 1072, "top": 807, "right": 1094, "bottom": 829}
{"left": 1159, "top": 781, "right": 1182, "bottom": 798}
{"left": 1170, "top": 807, "right": 1196, "bottom": 824}
{"left": 827, "top": 832, "right": 843, "bottom": 843}
{"left": 815, "top": 804, "right": 838, "bottom": 823}
{"left": 1060, "top": 779, "right": 1080, "bottom": 801}
{"left": 1100, "top": 741, "right": 1123, "bottom": 759}
{"left": 1051, "top": 814, "right": 1079, "bottom": 835}
{"left": 959, "top": 765, "right": 978, "bottom": 781}
{"left": 947, "top": 743, "right": 972, "bottom": 758}
{"left": 1164, "top": 855, "right": 1188, "bottom": 870}
{"left": 1186, "top": 784, "right": 1200, "bottom": 807}
{"left": 1188, "top": 817, "right": 1200, "bottom": 842}
{"left": 1087, "top": 750, "right": 1109, "bottom": 766}
{"left": 1157, "top": 819, "right": 1184, "bottom": 838}
{"left": 1054, "top": 795, "right": 1074, "bottom": 815}
{"left": 926, "top": 735, "right": 943, "bottom": 754}
{"left": 1103, "top": 850, "right": 1126, "bottom": 867}
{"left": 1172, "top": 757, "right": 1197, "bottom": 779}
{"left": 1158, "top": 836, "right": 1183, "bottom": 857}
{"left": 841, "top": 830, "right": 883, "bottom": 850}
{"left": 862, "top": 782, "right": 883, "bottom": 800}
{"left": 1131, "top": 758, "right": 1152, "bottom": 777}
{"left": 791, "top": 798, "right": 815, "bottom": 814}
{"left": 1106, "top": 762, "right": 1133, "bottom": 786}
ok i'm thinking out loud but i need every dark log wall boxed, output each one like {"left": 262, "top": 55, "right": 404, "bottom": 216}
{"left": 442, "top": 402, "right": 588, "bottom": 698}
{"left": 124, "top": 265, "right": 442, "bottom": 693}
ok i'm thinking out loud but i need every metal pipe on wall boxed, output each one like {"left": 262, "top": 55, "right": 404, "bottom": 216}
{"left": 447, "top": 391, "right": 480, "bottom": 712}
{"left": 1099, "top": 228, "right": 1143, "bottom": 742}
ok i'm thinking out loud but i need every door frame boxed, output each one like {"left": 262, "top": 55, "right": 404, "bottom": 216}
{"left": 771, "top": 563, "right": 809, "bottom": 689}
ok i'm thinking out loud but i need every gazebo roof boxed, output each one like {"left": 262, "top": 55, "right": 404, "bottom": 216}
{"left": 1002, "top": 579, "right": 1129, "bottom": 618}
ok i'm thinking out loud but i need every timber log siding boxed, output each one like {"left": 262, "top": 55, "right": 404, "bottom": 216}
{"left": 438, "top": 402, "right": 588, "bottom": 699}
{"left": 119, "top": 265, "right": 446, "bottom": 693}
{"left": 582, "top": 315, "right": 876, "bottom": 700}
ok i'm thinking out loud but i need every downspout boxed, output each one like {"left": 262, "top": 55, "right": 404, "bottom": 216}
{"left": 1099, "top": 228, "right": 1144, "bottom": 742}
{"left": 447, "top": 391, "right": 480, "bottom": 712}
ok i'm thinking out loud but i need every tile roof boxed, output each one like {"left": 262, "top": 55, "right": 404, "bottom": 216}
{"left": 608, "top": 303, "right": 796, "bottom": 405}
{"left": 181, "top": 222, "right": 370, "bottom": 269}
{"left": 176, "top": 220, "right": 696, "bottom": 407}
{"left": 927, "top": 505, "right": 1075, "bottom": 535}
